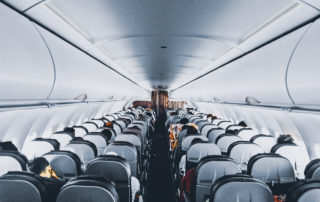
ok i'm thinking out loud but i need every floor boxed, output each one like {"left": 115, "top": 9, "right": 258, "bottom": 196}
{"left": 146, "top": 116, "right": 175, "bottom": 202}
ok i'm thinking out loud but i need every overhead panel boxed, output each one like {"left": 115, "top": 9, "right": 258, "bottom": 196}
{"left": 29, "top": 0, "right": 295, "bottom": 89}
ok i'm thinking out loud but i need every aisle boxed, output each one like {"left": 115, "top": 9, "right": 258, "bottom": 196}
{"left": 146, "top": 116, "right": 175, "bottom": 202}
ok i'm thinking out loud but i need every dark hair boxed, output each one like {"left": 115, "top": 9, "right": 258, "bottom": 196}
{"left": 0, "top": 141, "right": 18, "bottom": 151}
{"left": 187, "top": 126, "right": 198, "bottom": 135}
{"left": 277, "top": 134, "right": 294, "bottom": 144}
{"left": 191, "top": 138, "right": 203, "bottom": 146}
{"left": 64, "top": 127, "right": 75, "bottom": 135}
{"left": 28, "top": 157, "right": 49, "bottom": 174}
{"left": 101, "top": 129, "right": 112, "bottom": 140}
{"left": 226, "top": 129, "right": 238, "bottom": 135}
{"left": 238, "top": 121, "right": 247, "bottom": 127}
{"left": 179, "top": 118, "right": 189, "bottom": 125}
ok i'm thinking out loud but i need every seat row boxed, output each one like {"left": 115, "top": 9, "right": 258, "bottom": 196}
{"left": 0, "top": 106, "right": 156, "bottom": 202}
{"left": 166, "top": 108, "right": 320, "bottom": 202}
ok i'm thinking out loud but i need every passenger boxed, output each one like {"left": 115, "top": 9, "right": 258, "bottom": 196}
{"left": 179, "top": 138, "right": 204, "bottom": 176}
{"left": 101, "top": 129, "right": 113, "bottom": 143}
{"left": 27, "top": 157, "right": 66, "bottom": 202}
{"left": 179, "top": 118, "right": 189, "bottom": 125}
{"left": 186, "top": 125, "right": 198, "bottom": 136}
{"left": 277, "top": 134, "right": 294, "bottom": 144}
{"left": 106, "top": 152, "right": 142, "bottom": 202}
{"left": 238, "top": 121, "right": 248, "bottom": 127}
{"left": 105, "top": 122, "right": 113, "bottom": 129}
{"left": 63, "top": 127, "right": 75, "bottom": 137}
{"left": 0, "top": 141, "right": 18, "bottom": 151}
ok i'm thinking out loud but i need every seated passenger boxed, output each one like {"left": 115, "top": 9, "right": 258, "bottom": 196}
{"left": 0, "top": 141, "right": 18, "bottom": 151}
{"left": 63, "top": 127, "right": 75, "bottom": 137}
{"left": 238, "top": 121, "right": 248, "bottom": 128}
{"left": 179, "top": 138, "right": 204, "bottom": 202}
{"left": 27, "top": 157, "right": 66, "bottom": 202}
{"left": 106, "top": 152, "right": 142, "bottom": 202}
{"left": 180, "top": 118, "right": 189, "bottom": 125}
{"left": 101, "top": 129, "right": 113, "bottom": 143}
{"left": 277, "top": 134, "right": 294, "bottom": 144}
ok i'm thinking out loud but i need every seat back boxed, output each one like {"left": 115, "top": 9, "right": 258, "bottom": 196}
{"left": 86, "top": 155, "right": 131, "bottom": 202}
{"left": 181, "top": 135, "right": 208, "bottom": 152}
{"left": 0, "top": 150, "right": 27, "bottom": 175}
{"left": 201, "top": 124, "right": 218, "bottom": 136}
{"left": 248, "top": 153, "right": 295, "bottom": 194}
{"left": 227, "top": 141, "right": 264, "bottom": 171}
{"left": 271, "top": 143, "right": 310, "bottom": 178}
{"left": 207, "top": 128, "right": 225, "bottom": 143}
{"left": 217, "top": 121, "right": 233, "bottom": 129}
{"left": 186, "top": 143, "right": 221, "bottom": 171}
{"left": 305, "top": 159, "right": 320, "bottom": 180}
{"left": 51, "top": 132, "right": 73, "bottom": 147}
{"left": 115, "top": 135, "right": 142, "bottom": 159}
{"left": 103, "top": 142, "right": 138, "bottom": 177}
{"left": 237, "top": 128, "right": 258, "bottom": 141}
{"left": 56, "top": 176, "right": 119, "bottom": 202}
{"left": 250, "top": 135, "right": 276, "bottom": 152}
{"left": 63, "top": 140, "right": 97, "bottom": 171}
{"left": 215, "top": 134, "right": 241, "bottom": 154}
{"left": 0, "top": 171, "right": 47, "bottom": 202}
{"left": 82, "top": 122, "right": 98, "bottom": 132}
{"left": 73, "top": 126, "right": 89, "bottom": 137}
{"left": 210, "top": 174, "right": 273, "bottom": 202}
{"left": 83, "top": 132, "right": 108, "bottom": 155}
{"left": 287, "top": 180, "right": 320, "bottom": 202}
{"left": 22, "top": 138, "right": 56, "bottom": 159}
{"left": 43, "top": 150, "right": 81, "bottom": 179}
{"left": 196, "top": 156, "right": 241, "bottom": 202}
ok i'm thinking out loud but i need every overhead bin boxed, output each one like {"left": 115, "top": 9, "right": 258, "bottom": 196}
{"left": 287, "top": 19, "right": 320, "bottom": 105}
{"left": 35, "top": 25, "right": 147, "bottom": 101}
{"left": 171, "top": 24, "right": 309, "bottom": 105}
{"left": 0, "top": 4, "right": 55, "bottom": 100}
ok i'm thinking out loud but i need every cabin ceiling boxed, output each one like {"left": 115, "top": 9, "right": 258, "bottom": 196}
{"left": 4, "top": 0, "right": 320, "bottom": 91}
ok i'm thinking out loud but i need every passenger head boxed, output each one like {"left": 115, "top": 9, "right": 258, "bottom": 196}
{"left": 105, "top": 122, "right": 113, "bottom": 129}
{"left": 277, "top": 134, "right": 294, "bottom": 144}
{"left": 28, "top": 157, "right": 58, "bottom": 179}
{"left": 179, "top": 118, "right": 189, "bottom": 125}
{"left": 73, "top": 137, "right": 84, "bottom": 141}
{"left": 0, "top": 141, "right": 18, "bottom": 151}
{"left": 238, "top": 121, "right": 247, "bottom": 127}
{"left": 64, "top": 127, "right": 75, "bottom": 136}
{"left": 191, "top": 138, "right": 203, "bottom": 146}
{"left": 187, "top": 126, "right": 198, "bottom": 135}
{"left": 101, "top": 129, "right": 112, "bottom": 141}
{"left": 226, "top": 129, "right": 238, "bottom": 135}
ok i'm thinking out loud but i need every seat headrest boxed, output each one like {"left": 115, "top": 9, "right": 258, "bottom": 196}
{"left": 0, "top": 171, "right": 47, "bottom": 202}
{"left": 210, "top": 174, "right": 273, "bottom": 202}
{"left": 34, "top": 138, "right": 60, "bottom": 150}
{"left": 271, "top": 142, "right": 297, "bottom": 153}
{"left": 247, "top": 153, "right": 296, "bottom": 184}
{"left": 57, "top": 176, "right": 119, "bottom": 202}
{"left": 69, "top": 140, "right": 97, "bottom": 156}
{"left": 305, "top": 159, "right": 320, "bottom": 179}
{"left": 287, "top": 180, "right": 320, "bottom": 202}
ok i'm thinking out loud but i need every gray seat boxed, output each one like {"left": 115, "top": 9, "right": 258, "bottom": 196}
{"left": 217, "top": 121, "right": 233, "bottom": 129}
{"left": 215, "top": 134, "right": 241, "bottom": 154}
{"left": 73, "top": 126, "right": 89, "bottom": 137}
{"left": 83, "top": 132, "right": 108, "bottom": 155}
{"left": 250, "top": 135, "right": 276, "bottom": 153}
{"left": 82, "top": 122, "right": 98, "bottom": 132}
{"left": 0, "top": 150, "right": 27, "bottom": 176}
{"left": 287, "top": 180, "right": 320, "bottom": 202}
{"left": 0, "top": 171, "right": 47, "bottom": 202}
{"left": 21, "top": 138, "right": 56, "bottom": 159}
{"left": 237, "top": 128, "right": 258, "bottom": 141}
{"left": 43, "top": 150, "right": 81, "bottom": 179}
{"left": 51, "top": 131, "right": 74, "bottom": 147}
{"left": 248, "top": 153, "right": 296, "bottom": 194}
{"left": 56, "top": 176, "right": 119, "bottom": 202}
{"left": 201, "top": 124, "right": 219, "bottom": 137}
{"left": 227, "top": 141, "right": 264, "bottom": 171}
{"left": 210, "top": 174, "right": 273, "bottom": 202}
{"left": 103, "top": 142, "right": 138, "bottom": 177}
{"left": 207, "top": 128, "right": 225, "bottom": 143}
{"left": 305, "top": 159, "right": 320, "bottom": 180}
{"left": 86, "top": 155, "right": 131, "bottom": 202}
{"left": 62, "top": 140, "right": 97, "bottom": 172}
{"left": 181, "top": 135, "right": 208, "bottom": 152}
{"left": 186, "top": 143, "right": 221, "bottom": 171}
{"left": 196, "top": 155, "right": 241, "bottom": 202}
{"left": 271, "top": 143, "right": 310, "bottom": 179}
